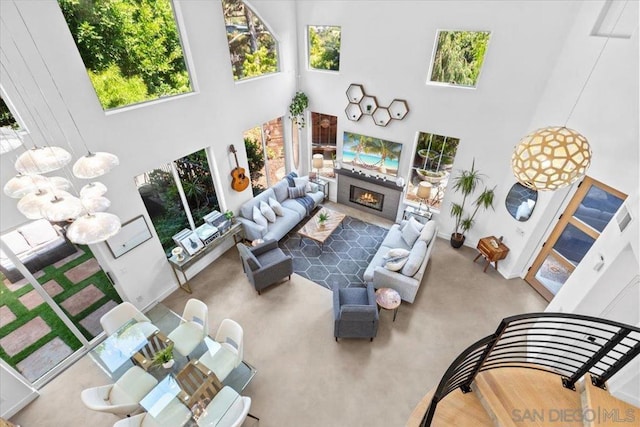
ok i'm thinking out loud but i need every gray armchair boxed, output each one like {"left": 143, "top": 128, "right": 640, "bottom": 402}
{"left": 236, "top": 240, "right": 293, "bottom": 294}
{"left": 333, "top": 284, "right": 379, "bottom": 342}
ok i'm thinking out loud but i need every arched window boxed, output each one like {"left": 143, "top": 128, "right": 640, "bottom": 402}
{"left": 222, "top": 0, "right": 279, "bottom": 80}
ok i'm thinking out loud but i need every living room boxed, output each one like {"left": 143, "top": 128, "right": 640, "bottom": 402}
{"left": 0, "top": 0, "right": 638, "bottom": 426}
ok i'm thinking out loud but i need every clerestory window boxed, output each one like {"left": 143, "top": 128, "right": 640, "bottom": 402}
{"left": 58, "top": 0, "right": 192, "bottom": 110}
{"left": 222, "top": 0, "right": 279, "bottom": 80}
{"left": 428, "top": 30, "right": 490, "bottom": 88}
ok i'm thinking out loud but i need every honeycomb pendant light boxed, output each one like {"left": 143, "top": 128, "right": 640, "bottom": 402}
{"left": 511, "top": 126, "right": 592, "bottom": 191}
{"left": 17, "top": 189, "right": 52, "bottom": 219}
{"left": 73, "top": 151, "right": 120, "bottom": 179}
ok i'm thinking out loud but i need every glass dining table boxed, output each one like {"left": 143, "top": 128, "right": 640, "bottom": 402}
{"left": 88, "top": 303, "right": 256, "bottom": 426}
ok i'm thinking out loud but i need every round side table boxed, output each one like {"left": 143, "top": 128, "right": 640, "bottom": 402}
{"left": 375, "top": 287, "right": 401, "bottom": 321}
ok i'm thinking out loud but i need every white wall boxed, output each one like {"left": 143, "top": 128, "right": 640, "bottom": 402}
{"left": 0, "top": 0, "right": 298, "bottom": 307}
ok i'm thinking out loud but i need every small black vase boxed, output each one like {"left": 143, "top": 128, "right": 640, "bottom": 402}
{"left": 450, "top": 233, "right": 465, "bottom": 248}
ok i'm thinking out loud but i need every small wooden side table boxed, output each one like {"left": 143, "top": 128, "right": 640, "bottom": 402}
{"left": 375, "top": 287, "right": 401, "bottom": 321}
{"left": 474, "top": 236, "right": 510, "bottom": 273}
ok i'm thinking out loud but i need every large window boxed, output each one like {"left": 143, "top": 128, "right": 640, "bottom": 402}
{"left": 405, "top": 132, "right": 460, "bottom": 210}
{"left": 308, "top": 26, "right": 341, "bottom": 71}
{"left": 429, "top": 30, "right": 490, "bottom": 87}
{"left": 136, "top": 149, "right": 219, "bottom": 253}
{"left": 0, "top": 95, "right": 19, "bottom": 129}
{"left": 58, "top": 0, "right": 192, "bottom": 110}
{"left": 243, "top": 117, "right": 284, "bottom": 196}
{"left": 222, "top": 0, "right": 279, "bottom": 80}
{"left": 311, "top": 112, "right": 337, "bottom": 179}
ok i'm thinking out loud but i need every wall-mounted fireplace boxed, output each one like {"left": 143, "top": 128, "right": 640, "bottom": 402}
{"left": 350, "top": 185, "right": 384, "bottom": 212}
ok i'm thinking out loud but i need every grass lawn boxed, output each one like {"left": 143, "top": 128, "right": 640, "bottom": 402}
{"left": 0, "top": 245, "right": 121, "bottom": 375}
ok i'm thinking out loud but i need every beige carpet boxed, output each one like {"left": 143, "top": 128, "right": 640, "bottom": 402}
{"left": 11, "top": 232, "right": 547, "bottom": 427}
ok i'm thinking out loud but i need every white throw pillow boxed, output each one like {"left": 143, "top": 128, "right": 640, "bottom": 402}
{"left": 253, "top": 206, "right": 268, "bottom": 229}
{"left": 401, "top": 218, "right": 422, "bottom": 247}
{"left": 385, "top": 255, "right": 409, "bottom": 271}
{"left": 305, "top": 182, "right": 319, "bottom": 193}
{"left": 259, "top": 201, "right": 276, "bottom": 223}
{"left": 386, "top": 248, "right": 410, "bottom": 259}
{"left": 269, "top": 197, "right": 284, "bottom": 216}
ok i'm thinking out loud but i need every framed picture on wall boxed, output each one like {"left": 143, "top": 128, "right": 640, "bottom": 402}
{"left": 178, "top": 232, "right": 204, "bottom": 256}
{"left": 106, "top": 215, "right": 152, "bottom": 258}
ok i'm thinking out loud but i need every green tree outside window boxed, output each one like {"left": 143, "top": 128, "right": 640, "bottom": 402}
{"left": 430, "top": 31, "right": 490, "bottom": 87}
{"left": 309, "top": 26, "right": 341, "bottom": 71}
{"left": 58, "top": 0, "right": 192, "bottom": 110}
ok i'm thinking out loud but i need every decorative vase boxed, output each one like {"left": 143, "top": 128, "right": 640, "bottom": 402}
{"left": 172, "top": 247, "right": 184, "bottom": 261}
{"left": 162, "top": 359, "right": 175, "bottom": 369}
{"left": 450, "top": 233, "right": 465, "bottom": 249}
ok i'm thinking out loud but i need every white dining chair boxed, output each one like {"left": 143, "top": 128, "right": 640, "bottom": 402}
{"left": 100, "top": 301, "right": 158, "bottom": 337}
{"left": 196, "top": 386, "right": 256, "bottom": 427}
{"left": 81, "top": 366, "right": 158, "bottom": 417}
{"left": 198, "top": 319, "right": 243, "bottom": 382}
{"left": 168, "top": 298, "right": 209, "bottom": 358}
{"left": 112, "top": 398, "right": 191, "bottom": 427}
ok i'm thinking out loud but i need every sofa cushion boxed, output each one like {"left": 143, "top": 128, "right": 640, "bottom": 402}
{"left": 418, "top": 221, "right": 437, "bottom": 245}
{"left": 253, "top": 206, "right": 268, "bottom": 229}
{"left": 306, "top": 182, "right": 319, "bottom": 193}
{"left": 259, "top": 201, "right": 276, "bottom": 223}
{"left": 401, "top": 218, "right": 422, "bottom": 247}
{"left": 19, "top": 219, "right": 59, "bottom": 248}
{"left": 288, "top": 185, "right": 306, "bottom": 199}
{"left": 272, "top": 180, "right": 289, "bottom": 203}
{"left": 239, "top": 188, "right": 275, "bottom": 219}
{"left": 401, "top": 240, "right": 427, "bottom": 277}
{"left": 293, "top": 177, "right": 309, "bottom": 188}
{"left": 263, "top": 207, "right": 302, "bottom": 241}
{"left": 380, "top": 225, "right": 410, "bottom": 251}
{"left": 2, "top": 231, "right": 31, "bottom": 256}
{"left": 269, "top": 197, "right": 284, "bottom": 216}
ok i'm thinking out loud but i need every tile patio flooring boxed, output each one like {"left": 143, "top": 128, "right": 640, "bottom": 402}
{"left": 1, "top": 249, "right": 121, "bottom": 383}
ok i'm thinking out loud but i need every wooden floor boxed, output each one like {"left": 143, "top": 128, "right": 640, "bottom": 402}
{"left": 406, "top": 368, "right": 640, "bottom": 427}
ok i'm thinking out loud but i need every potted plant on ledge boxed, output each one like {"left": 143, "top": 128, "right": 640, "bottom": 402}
{"left": 152, "top": 343, "right": 175, "bottom": 369}
{"left": 449, "top": 160, "right": 496, "bottom": 248}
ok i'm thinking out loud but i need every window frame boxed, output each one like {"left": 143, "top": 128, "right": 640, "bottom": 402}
{"left": 426, "top": 29, "right": 491, "bottom": 89}
{"left": 58, "top": 0, "right": 195, "bottom": 111}
{"left": 307, "top": 25, "right": 342, "bottom": 73}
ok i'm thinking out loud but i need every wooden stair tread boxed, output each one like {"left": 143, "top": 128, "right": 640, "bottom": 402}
{"left": 407, "top": 388, "right": 493, "bottom": 427}
{"left": 474, "top": 369, "right": 583, "bottom": 427}
{"left": 581, "top": 375, "right": 640, "bottom": 426}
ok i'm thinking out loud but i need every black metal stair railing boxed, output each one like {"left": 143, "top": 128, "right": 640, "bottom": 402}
{"left": 420, "top": 312, "right": 640, "bottom": 427}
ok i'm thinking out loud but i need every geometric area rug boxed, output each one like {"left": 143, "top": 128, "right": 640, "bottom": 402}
{"left": 279, "top": 216, "right": 388, "bottom": 290}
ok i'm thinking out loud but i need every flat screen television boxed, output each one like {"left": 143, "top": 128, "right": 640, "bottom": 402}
{"left": 342, "top": 131, "right": 402, "bottom": 177}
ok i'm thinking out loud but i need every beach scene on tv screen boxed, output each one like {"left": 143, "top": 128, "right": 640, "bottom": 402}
{"left": 342, "top": 132, "right": 402, "bottom": 177}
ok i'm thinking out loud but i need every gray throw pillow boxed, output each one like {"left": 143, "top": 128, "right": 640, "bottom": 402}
{"left": 401, "top": 240, "right": 427, "bottom": 277}
{"left": 288, "top": 184, "right": 306, "bottom": 199}
{"left": 418, "top": 221, "right": 437, "bottom": 245}
{"left": 253, "top": 206, "right": 268, "bottom": 229}
{"left": 401, "top": 218, "right": 422, "bottom": 246}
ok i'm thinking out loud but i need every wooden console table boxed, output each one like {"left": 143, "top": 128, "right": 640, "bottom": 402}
{"left": 168, "top": 222, "right": 243, "bottom": 292}
{"left": 474, "top": 236, "right": 509, "bottom": 273}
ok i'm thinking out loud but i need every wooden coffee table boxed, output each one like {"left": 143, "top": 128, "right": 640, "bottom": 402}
{"left": 298, "top": 208, "right": 346, "bottom": 251}
{"left": 375, "top": 287, "right": 401, "bottom": 321}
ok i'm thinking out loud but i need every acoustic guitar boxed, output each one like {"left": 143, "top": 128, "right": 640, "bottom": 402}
{"left": 229, "top": 144, "right": 250, "bottom": 192}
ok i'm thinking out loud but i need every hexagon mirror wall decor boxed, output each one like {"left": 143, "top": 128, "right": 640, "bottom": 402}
{"left": 505, "top": 182, "right": 538, "bottom": 221}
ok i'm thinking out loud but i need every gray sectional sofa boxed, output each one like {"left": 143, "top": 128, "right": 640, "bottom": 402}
{"left": 236, "top": 175, "right": 324, "bottom": 242}
{"left": 363, "top": 218, "right": 438, "bottom": 303}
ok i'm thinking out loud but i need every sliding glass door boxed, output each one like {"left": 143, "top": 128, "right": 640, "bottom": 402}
{"left": 525, "top": 177, "right": 626, "bottom": 301}
{"left": 0, "top": 224, "right": 121, "bottom": 386}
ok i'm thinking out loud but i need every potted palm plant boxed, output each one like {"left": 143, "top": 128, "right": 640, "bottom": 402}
{"left": 449, "top": 160, "right": 496, "bottom": 248}
{"left": 152, "top": 343, "right": 175, "bottom": 369}
{"left": 317, "top": 211, "right": 329, "bottom": 228}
